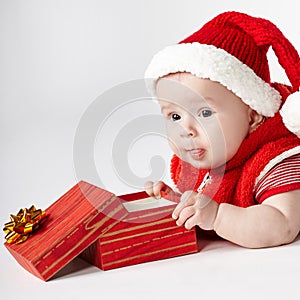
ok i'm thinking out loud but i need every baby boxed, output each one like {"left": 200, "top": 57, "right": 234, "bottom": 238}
{"left": 144, "top": 11, "right": 300, "bottom": 248}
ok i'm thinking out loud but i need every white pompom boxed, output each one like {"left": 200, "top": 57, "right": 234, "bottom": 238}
{"left": 280, "top": 91, "right": 300, "bottom": 138}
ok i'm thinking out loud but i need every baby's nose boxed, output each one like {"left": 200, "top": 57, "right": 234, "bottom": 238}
{"left": 180, "top": 120, "right": 198, "bottom": 137}
{"left": 187, "top": 127, "right": 197, "bottom": 137}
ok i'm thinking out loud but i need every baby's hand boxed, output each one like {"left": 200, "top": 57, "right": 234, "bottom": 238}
{"left": 172, "top": 191, "right": 219, "bottom": 231}
{"left": 144, "top": 181, "right": 181, "bottom": 202}
{"left": 144, "top": 181, "right": 173, "bottom": 199}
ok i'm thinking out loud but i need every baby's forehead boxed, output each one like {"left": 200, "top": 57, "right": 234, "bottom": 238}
{"left": 156, "top": 74, "right": 217, "bottom": 103}
{"left": 158, "top": 96, "right": 213, "bottom": 110}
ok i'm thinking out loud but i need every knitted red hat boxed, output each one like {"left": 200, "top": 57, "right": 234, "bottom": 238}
{"left": 145, "top": 11, "right": 300, "bottom": 138}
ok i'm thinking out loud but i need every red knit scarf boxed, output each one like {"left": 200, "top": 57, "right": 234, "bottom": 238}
{"left": 170, "top": 83, "right": 300, "bottom": 207}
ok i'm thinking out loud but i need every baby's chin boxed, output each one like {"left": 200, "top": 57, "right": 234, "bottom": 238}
{"left": 180, "top": 156, "right": 212, "bottom": 170}
{"left": 180, "top": 156, "right": 226, "bottom": 170}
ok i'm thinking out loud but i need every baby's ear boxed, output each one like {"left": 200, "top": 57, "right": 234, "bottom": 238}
{"left": 248, "top": 109, "right": 265, "bottom": 133}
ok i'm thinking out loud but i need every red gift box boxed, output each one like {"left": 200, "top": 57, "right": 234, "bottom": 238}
{"left": 80, "top": 191, "right": 199, "bottom": 271}
{"left": 4, "top": 181, "right": 128, "bottom": 281}
{"left": 5, "top": 182, "right": 199, "bottom": 280}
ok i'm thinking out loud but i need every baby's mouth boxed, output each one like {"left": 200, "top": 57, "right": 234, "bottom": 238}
{"left": 186, "top": 148, "right": 205, "bottom": 160}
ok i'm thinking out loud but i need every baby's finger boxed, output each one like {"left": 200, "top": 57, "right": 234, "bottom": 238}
{"left": 152, "top": 181, "right": 166, "bottom": 199}
{"left": 176, "top": 206, "right": 195, "bottom": 226}
{"left": 172, "top": 190, "right": 196, "bottom": 219}
{"left": 183, "top": 214, "right": 199, "bottom": 230}
{"left": 144, "top": 181, "right": 155, "bottom": 197}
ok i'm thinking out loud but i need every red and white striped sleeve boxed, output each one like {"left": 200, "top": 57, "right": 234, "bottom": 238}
{"left": 254, "top": 153, "right": 300, "bottom": 203}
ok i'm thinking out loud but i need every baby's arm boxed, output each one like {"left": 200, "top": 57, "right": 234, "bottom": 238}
{"left": 173, "top": 189, "right": 300, "bottom": 248}
{"left": 214, "top": 189, "right": 300, "bottom": 248}
{"left": 145, "top": 181, "right": 300, "bottom": 248}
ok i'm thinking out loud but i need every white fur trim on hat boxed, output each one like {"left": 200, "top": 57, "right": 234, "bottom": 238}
{"left": 280, "top": 91, "right": 300, "bottom": 138}
{"left": 145, "top": 43, "right": 282, "bottom": 117}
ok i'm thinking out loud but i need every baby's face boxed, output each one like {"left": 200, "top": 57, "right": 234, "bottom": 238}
{"left": 156, "top": 73, "right": 252, "bottom": 169}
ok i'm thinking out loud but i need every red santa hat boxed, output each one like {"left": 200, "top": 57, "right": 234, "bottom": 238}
{"left": 145, "top": 11, "right": 300, "bottom": 138}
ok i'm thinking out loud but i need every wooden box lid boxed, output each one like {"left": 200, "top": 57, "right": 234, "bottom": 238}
{"left": 5, "top": 181, "right": 128, "bottom": 281}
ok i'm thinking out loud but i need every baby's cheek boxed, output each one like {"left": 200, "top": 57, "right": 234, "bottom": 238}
{"left": 165, "top": 125, "right": 181, "bottom": 151}
{"left": 166, "top": 122, "right": 185, "bottom": 138}
{"left": 168, "top": 139, "right": 180, "bottom": 156}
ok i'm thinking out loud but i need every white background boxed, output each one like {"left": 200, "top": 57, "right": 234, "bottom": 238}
{"left": 1, "top": 1, "right": 300, "bottom": 299}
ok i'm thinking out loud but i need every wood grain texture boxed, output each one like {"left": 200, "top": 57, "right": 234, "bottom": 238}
{"left": 80, "top": 192, "right": 199, "bottom": 270}
{"left": 5, "top": 181, "right": 128, "bottom": 281}
{"left": 5, "top": 185, "right": 199, "bottom": 280}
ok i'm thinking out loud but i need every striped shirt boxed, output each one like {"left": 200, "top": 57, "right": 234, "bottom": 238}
{"left": 254, "top": 153, "right": 300, "bottom": 203}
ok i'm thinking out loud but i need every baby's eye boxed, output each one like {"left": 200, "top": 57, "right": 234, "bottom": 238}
{"left": 199, "top": 109, "right": 213, "bottom": 118}
{"left": 171, "top": 113, "right": 181, "bottom": 121}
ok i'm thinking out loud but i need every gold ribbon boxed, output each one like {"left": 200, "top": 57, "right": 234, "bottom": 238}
{"left": 3, "top": 205, "right": 46, "bottom": 244}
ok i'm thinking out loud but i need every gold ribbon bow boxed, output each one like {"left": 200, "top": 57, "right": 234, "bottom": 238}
{"left": 3, "top": 205, "right": 46, "bottom": 244}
